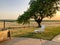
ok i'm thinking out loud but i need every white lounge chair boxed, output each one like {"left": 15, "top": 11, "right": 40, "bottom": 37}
{"left": 34, "top": 25, "right": 45, "bottom": 33}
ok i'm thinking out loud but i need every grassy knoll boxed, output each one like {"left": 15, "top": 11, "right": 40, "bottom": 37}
{"left": 11, "top": 26, "right": 60, "bottom": 40}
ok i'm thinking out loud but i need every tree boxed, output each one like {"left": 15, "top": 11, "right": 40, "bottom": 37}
{"left": 17, "top": 0, "right": 60, "bottom": 27}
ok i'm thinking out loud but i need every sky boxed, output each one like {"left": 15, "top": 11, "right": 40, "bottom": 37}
{"left": 0, "top": 0, "right": 60, "bottom": 20}
{"left": 0, "top": 0, "right": 30, "bottom": 20}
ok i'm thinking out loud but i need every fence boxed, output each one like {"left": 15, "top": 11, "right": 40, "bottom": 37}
{"left": 0, "top": 20, "right": 37, "bottom": 30}
{"left": 0, "top": 20, "right": 60, "bottom": 30}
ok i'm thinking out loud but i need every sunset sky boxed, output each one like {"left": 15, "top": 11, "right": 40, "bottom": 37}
{"left": 0, "top": 0, "right": 60, "bottom": 20}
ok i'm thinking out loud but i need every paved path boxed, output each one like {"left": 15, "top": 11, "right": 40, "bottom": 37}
{"left": 43, "top": 34, "right": 60, "bottom": 45}
{"left": 0, "top": 34, "right": 60, "bottom": 45}
{"left": 42, "top": 41, "right": 60, "bottom": 45}
{"left": 52, "top": 35, "right": 60, "bottom": 42}
{"left": 0, "top": 38, "right": 48, "bottom": 45}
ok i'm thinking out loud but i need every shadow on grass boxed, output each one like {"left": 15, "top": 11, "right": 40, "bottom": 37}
{"left": 13, "top": 32, "right": 52, "bottom": 40}
{"left": 12, "top": 31, "right": 60, "bottom": 41}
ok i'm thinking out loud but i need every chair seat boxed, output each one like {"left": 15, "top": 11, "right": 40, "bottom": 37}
{"left": 34, "top": 30, "right": 40, "bottom": 33}
{"left": 34, "top": 25, "right": 45, "bottom": 33}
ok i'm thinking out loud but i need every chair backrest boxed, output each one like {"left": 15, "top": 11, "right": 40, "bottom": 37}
{"left": 39, "top": 25, "right": 45, "bottom": 32}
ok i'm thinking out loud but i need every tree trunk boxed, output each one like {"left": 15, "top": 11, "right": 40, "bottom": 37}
{"left": 35, "top": 18, "right": 43, "bottom": 28}
{"left": 37, "top": 21, "right": 41, "bottom": 27}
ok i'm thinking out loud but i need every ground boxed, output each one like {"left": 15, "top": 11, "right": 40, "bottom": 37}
{"left": 0, "top": 21, "right": 60, "bottom": 40}
{"left": 0, "top": 21, "right": 60, "bottom": 45}
{"left": 0, "top": 35, "right": 60, "bottom": 45}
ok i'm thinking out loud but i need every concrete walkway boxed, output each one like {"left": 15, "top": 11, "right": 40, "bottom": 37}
{"left": 0, "top": 34, "right": 60, "bottom": 45}
{"left": 0, "top": 38, "right": 48, "bottom": 45}
{"left": 43, "top": 34, "right": 60, "bottom": 45}
{"left": 52, "top": 35, "right": 60, "bottom": 42}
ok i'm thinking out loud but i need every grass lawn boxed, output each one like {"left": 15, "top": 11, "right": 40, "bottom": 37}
{"left": 11, "top": 26, "right": 60, "bottom": 40}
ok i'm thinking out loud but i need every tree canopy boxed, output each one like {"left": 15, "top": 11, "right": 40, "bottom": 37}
{"left": 17, "top": 0, "right": 60, "bottom": 27}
